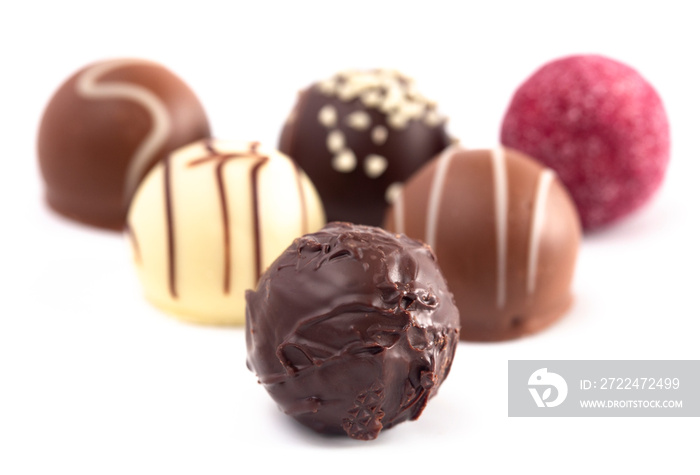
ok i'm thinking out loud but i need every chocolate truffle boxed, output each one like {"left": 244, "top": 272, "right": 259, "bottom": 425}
{"left": 501, "top": 54, "right": 670, "bottom": 230}
{"left": 279, "top": 69, "right": 451, "bottom": 226}
{"left": 246, "top": 222, "right": 459, "bottom": 440}
{"left": 38, "top": 58, "right": 211, "bottom": 230}
{"left": 127, "top": 139, "right": 325, "bottom": 325}
{"left": 384, "top": 147, "right": 581, "bottom": 342}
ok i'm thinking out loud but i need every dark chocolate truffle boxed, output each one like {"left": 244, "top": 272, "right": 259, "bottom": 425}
{"left": 501, "top": 54, "right": 670, "bottom": 230}
{"left": 38, "top": 58, "right": 211, "bottom": 230}
{"left": 279, "top": 69, "right": 451, "bottom": 226}
{"left": 384, "top": 147, "right": 581, "bottom": 342}
{"left": 245, "top": 222, "right": 459, "bottom": 440}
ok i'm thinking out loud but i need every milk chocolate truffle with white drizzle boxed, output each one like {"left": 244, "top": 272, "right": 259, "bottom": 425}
{"left": 38, "top": 58, "right": 210, "bottom": 230}
{"left": 384, "top": 147, "right": 581, "bottom": 341}
{"left": 127, "top": 139, "right": 325, "bottom": 325}
{"left": 279, "top": 69, "right": 451, "bottom": 226}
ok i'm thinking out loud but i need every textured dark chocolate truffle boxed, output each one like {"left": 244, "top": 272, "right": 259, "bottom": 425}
{"left": 384, "top": 147, "right": 581, "bottom": 342}
{"left": 38, "top": 58, "right": 211, "bottom": 230}
{"left": 245, "top": 222, "right": 459, "bottom": 440}
{"left": 279, "top": 70, "right": 451, "bottom": 226}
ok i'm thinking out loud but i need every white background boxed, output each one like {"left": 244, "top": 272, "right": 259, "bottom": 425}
{"left": 1, "top": 1, "right": 699, "bottom": 473}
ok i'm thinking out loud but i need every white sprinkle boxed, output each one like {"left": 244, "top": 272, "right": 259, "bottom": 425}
{"left": 318, "top": 105, "right": 337, "bottom": 128}
{"left": 381, "top": 86, "right": 402, "bottom": 113}
{"left": 364, "top": 154, "right": 388, "bottom": 178}
{"left": 424, "top": 109, "right": 444, "bottom": 127}
{"left": 361, "top": 90, "right": 382, "bottom": 107}
{"left": 371, "top": 126, "right": 388, "bottom": 145}
{"left": 346, "top": 111, "right": 371, "bottom": 130}
{"left": 388, "top": 113, "right": 410, "bottom": 129}
{"left": 317, "top": 79, "right": 336, "bottom": 95}
{"left": 332, "top": 149, "right": 357, "bottom": 173}
{"left": 337, "top": 83, "right": 358, "bottom": 101}
{"left": 385, "top": 182, "right": 403, "bottom": 204}
{"left": 400, "top": 101, "right": 425, "bottom": 119}
{"left": 326, "top": 130, "right": 345, "bottom": 153}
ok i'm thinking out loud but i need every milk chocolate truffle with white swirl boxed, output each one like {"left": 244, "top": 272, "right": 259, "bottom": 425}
{"left": 384, "top": 147, "right": 581, "bottom": 342}
{"left": 38, "top": 58, "right": 210, "bottom": 230}
{"left": 127, "top": 139, "right": 325, "bottom": 325}
{"left": 279, "top": 69, "right": 451, "bottom": 226}
{"left": 246, "top": 222, "right": 459, "bottom": 440}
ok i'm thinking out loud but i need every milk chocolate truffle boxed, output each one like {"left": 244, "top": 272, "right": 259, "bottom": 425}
{"left": 127, "top": 139, "right": 325, "bottom": 325}
{"left": 501, "top": 54, "right": 670, "bottom": 230}
{"left": 38, "top": 58, "right": 211, "bottom": 230}
{"left": 246, "top": 222, "right": 459, "bottom": 440}
{"left": 384, "top": 147, "right": 581, "bottom": 342}
{"left": 279, "top": 69, "right": 451, "bottom": 226}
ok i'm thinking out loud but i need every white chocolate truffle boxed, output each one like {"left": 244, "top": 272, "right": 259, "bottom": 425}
{"left": 126, "top": 139, "right": 326, "bottom": 325}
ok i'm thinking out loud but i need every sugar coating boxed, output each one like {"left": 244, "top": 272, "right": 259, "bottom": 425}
{"left": 500, "top": 55, "right": 670, "bottom": 230}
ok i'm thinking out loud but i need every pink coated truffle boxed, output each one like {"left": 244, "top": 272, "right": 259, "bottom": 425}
{"left": 500, "top": 54, "right": 670, "bottom": 230}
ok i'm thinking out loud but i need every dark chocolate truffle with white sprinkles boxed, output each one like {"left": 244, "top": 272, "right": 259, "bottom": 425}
{"left": 279, "top": 69, "right": 451, "bottom": 226}
{"left": 245, "top": 222, "right": 460, "bottom": 440}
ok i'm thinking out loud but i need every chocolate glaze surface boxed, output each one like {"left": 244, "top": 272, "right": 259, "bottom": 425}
{"left": 384, "top": 147, "right": 581, "bottom": 342}
{"left": 279, "top": 70, "right": 451, "bottom": 226}
{"left": 245, "top": 222, "right": 459, "bottom": 440}
{"left": 38, "top": 58, "right": 210, "bottom": 230}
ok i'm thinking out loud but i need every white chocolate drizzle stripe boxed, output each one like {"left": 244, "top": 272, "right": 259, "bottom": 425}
{"left": 527, "top": 169, "right": 554, "bottom": 295}
{"left": 491, "top": 147, "right": 508, "bottom": 309}
{"left": 425, "top": 146, "right": 457, "bottom": 251}
{"left": 76, "top": 59, "right": 171, "bottom": 200}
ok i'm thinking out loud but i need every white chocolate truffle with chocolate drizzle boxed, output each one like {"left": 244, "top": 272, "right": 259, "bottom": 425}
{"left": 383, "top": 146, "right": 581, "bottom": 341}
{"left": 126, "top": 139, "right": 326, "bottom": 325}
{"left": 279, "top": 69, "right": 451, "bottom": 226}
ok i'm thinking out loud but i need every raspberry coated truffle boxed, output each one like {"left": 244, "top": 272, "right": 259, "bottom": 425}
{"left": 38, "top": 58, "right": 211, "bottom": 230}
{"left": 384, "top": 147, "right": 581, "bottom": 342}
{"left": 245, "top": 222, "right": 460, "bottom": 440}
{"left": 279, "top": 69, "right": 451, "bottom": 226}
{"left": 500, "top": 54, "right": 670, "bottom": 230}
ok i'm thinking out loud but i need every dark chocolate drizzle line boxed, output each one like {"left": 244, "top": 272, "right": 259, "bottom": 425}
{"left": 187, "top": 140, "right": 269, "bottom": 292}
{"left": 250, "top": 148, "right": 269, "bottom": 280}
{"left": 215, "top": 162, "right": 232, "bottom": 293}
{"left": 164, "top": 154, "right": 178, "bottom": 298}
{"left": 292, "top": 162, "right": 309, "bottom": 235}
